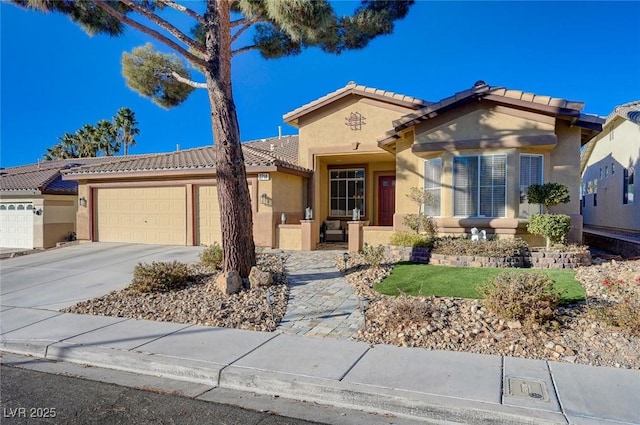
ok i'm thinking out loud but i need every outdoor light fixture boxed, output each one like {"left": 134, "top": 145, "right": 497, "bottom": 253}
{"left": 260, "top": 193, "right": 268, "bottom": 205}
{"left": 78, "top": 197, "right": 87, "bottom": 207}
{"left": 33, "top": 208, "right": 43, "bottom": 216}
{"left": 359, "top": 296, "right": 370, "bottom": 329}
{"left": 342, "top": 252, "right": 349, "bottom": 270}
{"left": 266, "top": 289, "right": 275, "bottom": 320}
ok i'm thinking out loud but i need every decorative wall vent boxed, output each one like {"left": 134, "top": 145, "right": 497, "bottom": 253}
{"left": 345, "top": 112, "right": 366, "bottom": 131}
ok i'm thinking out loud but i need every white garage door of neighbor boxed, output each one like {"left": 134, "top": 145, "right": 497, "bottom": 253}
{"left": 0, "top": 203, "right": 34, "bottom": 249}
{"left": 95, "top": 187, "right": 187, "bottom": 245}
{"left": 196, "top": 185, "right": 222, "bottom": 246}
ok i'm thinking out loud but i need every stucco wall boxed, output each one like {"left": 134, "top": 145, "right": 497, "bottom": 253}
{"left": 396, "top": 102, "right": 583, "bottom": 242}
{"left": 277, "top": 225, "right": 302, "bottom": 250}
{"left": 363, "top": 227, "right": 393, "bottom": 247}
{"left": 582, "top": 118, "right": 640, "bottom": 231}
{"left": 297, "top": 96, "right": 413, "bottom": 169}
{"left": 43, "top": 195, "right": 77, "bottom": 248}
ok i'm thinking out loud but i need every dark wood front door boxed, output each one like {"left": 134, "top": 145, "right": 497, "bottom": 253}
{"left": 378, "top": 175, "right": 395, "bottom": 226}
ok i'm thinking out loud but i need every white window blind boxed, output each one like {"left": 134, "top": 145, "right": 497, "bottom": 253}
{"left": 454, "top": 155, "right": 506, "bottom": 217}
{"left": 423, "top": 158, "right": 442, "bottom": 216}
{"left": 519, "top": 154, "right": 543, "bottom": 217}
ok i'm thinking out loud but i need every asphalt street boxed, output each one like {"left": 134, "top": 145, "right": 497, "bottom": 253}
{"left": 1, "top": 366, "right": 327, "bottom": 425}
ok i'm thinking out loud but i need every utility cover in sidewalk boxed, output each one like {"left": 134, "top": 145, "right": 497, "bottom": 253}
{"left": 506, "top": 377, "right": 549, "bottom": 402}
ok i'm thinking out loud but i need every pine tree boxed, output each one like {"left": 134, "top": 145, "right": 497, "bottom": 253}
{"left": 15, "top": 0, "right": 414, "bottom": 277}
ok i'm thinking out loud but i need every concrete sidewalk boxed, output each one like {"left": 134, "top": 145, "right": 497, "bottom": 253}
{"left": 2, "top": 306, "right": 639, "bottom": 425}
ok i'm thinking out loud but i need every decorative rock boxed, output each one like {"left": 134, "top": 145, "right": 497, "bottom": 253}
{"left": 507, "top": 320, "right": 522, "bottom": 329}
{"left": 215, "top": 271, "right": 242, "bottom": 295}
{"left": 248, "top": 266, "right": 273, "bottom": 288}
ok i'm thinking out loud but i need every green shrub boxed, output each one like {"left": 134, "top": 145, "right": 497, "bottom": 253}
{"left": 527, "top": 214, "right": 571, "bottom": 250}
{"left": 478, "top": 271, "right": 561, "bottom": 325}
{"left": 129, "top": 261, "right": 190, "bottom": 293}
{"left": 403, "top": 214, "right": 438, "bottom": 236}
{"left": 433, "top": 237, "right": 528, "bottom": 257}
{"left": 360, "top": 243, "right": 386, "bottom": 268}
{"left": 527, "top": 183, "right": 570, "bottom": 212}
{"left": 199, "top": 242, "right": 223, "bottom": 269}
{"left": 389, "top": 231, "right": 434, "bottom": 248}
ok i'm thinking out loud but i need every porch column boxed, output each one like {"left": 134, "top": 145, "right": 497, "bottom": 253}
{"left": 348, "top": 221, "right": 364, "bottom": 253}
{"left": 300, "top": 219, "right": 317, "bottom": 251}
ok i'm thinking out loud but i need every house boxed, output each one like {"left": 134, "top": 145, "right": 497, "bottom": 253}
{"left": 0, "top": 157, "right": 132, "bottom": 249}
{"left": 62, "top": 81, "right": 603, "bottom": 250}
{"left": 580, "top": 101, "right": 640, "bottom": 254}
{"left": 61, "top": 136, "right": 311, "bottom": 248}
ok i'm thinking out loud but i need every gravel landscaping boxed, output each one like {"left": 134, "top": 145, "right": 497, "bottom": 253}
{"left": 339, "top": 254, "right": 640, "bottom": 370}
{"left": 63, "top": 252, "right": 289, "bottom": 332}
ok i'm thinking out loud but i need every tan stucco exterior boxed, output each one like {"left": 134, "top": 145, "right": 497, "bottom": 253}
{"left": 63, "top": 83, "right": 599, "bottom": 251}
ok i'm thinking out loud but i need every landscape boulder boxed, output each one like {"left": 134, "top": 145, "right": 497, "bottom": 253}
{"left": 214, "top": 271, "right": 242, "bottom": 295}
{"left": 248, "top": 266, "right": 273, "bottom": 289}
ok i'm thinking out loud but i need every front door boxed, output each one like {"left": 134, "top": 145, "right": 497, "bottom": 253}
{"left": 378, "top": 175, "right": 395, "bottom": 226}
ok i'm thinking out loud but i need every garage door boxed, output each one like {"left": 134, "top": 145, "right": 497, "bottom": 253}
{"left": 196, "top": 186, "right": 222, "bottom": 246}
{"left": 0, "top": 203, "right": 34, "bottom": 249}
{"left": 95, "top": 187, "right": 186, "bottom": 245}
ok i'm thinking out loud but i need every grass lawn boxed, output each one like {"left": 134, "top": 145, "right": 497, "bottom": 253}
{"left": 374, "top": 263, "right": 585, "bottom": 304}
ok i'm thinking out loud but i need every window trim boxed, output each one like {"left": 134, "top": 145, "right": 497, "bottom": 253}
{"left": 519, "top": 153, "right": 544, "bottom": 218}
{"left": 453, "top": 154, "right": 507, "bottom": 218}
{"left": 423, "top": 158, "right": 442, "bottom": 217}
{"left": 328, "top": 166, "right": 366, "bottom": 218}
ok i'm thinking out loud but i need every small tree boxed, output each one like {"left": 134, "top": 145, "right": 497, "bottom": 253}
{"left": 527, "top": 183, "right": 570, "bottom": 213}
{"left": 526, "top": 182, "right": 571, "bottom": 250}
{"left": 403, "top": 187, "right": 437, "bottom": 236}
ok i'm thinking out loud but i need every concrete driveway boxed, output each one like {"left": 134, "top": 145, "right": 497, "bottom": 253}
{"left": 0, "top": 243, "right": 204, "bottom": 310}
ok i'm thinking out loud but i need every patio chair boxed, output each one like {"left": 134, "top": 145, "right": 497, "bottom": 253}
{"left": 321, "top": 220, "right": 345, "bottom": 242}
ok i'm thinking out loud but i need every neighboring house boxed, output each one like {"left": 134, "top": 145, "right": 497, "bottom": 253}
{"left": 0, "top": 157, "right": 130, "bottom": 249}
{"left": 63, "top": 81, "right": 602, "bottom": 250}
{"left": 580, "top": 101, "right": 639, "bottom": 232}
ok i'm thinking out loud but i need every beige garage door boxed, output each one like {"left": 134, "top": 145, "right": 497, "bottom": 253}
{"left": 196, "top": 185, "right": 222, "bottom": 246}
{"left": 95, "top": 187, "right": 186, "bottom": 245}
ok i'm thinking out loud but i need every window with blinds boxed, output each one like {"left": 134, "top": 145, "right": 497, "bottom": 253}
{"left": 453, "top": 155, "right": 506, "bottom": 217}
{"left": 423, "top": 158, "right": 442, "bottom": 216}
{"left": 519, "top": 154, "right": 543, "bottom": 217}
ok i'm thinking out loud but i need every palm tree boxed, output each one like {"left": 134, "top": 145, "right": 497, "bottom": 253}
{"left": 95, "top": 119, "right": 120, "bottom": 156}
{"left": 113, "top": 107, "right": 139, "bottom": 155}
{"left": 75, "top": 124, "right": 99, "bottom": 157}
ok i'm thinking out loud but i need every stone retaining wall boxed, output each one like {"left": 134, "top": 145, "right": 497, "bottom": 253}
{"left": 386, "top": 246, "right": 591, "bottom": 269}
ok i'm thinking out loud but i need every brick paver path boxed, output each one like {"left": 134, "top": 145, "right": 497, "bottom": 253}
{"left": 277, "top": 249, "right": 363, "bottom": 339}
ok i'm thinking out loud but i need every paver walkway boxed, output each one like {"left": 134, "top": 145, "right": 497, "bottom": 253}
{"left": 277, "top": 249, "right": 363, "bottom": 339}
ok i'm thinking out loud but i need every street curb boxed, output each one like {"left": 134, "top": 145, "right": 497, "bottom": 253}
{"left": 1, "top": 341, "right": 568, "bottom": 425}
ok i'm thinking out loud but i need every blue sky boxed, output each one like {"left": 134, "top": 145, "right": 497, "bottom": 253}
{"left": 1, "top": 1, "right": 639, "bottom": 167}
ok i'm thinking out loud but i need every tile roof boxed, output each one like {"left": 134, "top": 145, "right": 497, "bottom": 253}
{"left": 379, "top": 80, "right": 603, "bottom": 146}
{"left": 283, "top": 81, "right": 431, "bottom": 124}
{"left": 61, "top": 135, "right": 308, "bottom": 176}
{"left": 606, "top": 100, "right": 640, "bottom": 126}
{"left": 0, "top": 157, "right": 137, "bottom": 193}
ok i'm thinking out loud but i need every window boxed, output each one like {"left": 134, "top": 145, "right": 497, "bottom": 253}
{"left": 423, "top": 158, "right": 442, "bottom": 216}
{"left": 599, "top": 168, "right": 603, "bottom": 179}
{"left": 330, "top": 168, "right": 365, "bottom": 217}
{"left": 624, "top": 167, "right": 635, "bottom": 204}
{"left": 605, "top": 166, "right": 609, "bottom": 177}
{"left": 612, "top": 163, "right": 615, "bottom": 175}
{"left": 454, "top": 155, "right": 506, "bottom": 217}
{"left": 519, "top": 154, "right": 543, "bottom": 218}
{"left": 594, "top": 193, "right": 597, "bottom": 207}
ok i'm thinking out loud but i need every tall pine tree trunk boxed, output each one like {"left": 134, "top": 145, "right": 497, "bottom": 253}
{"left": 204, "top": 0, "right": 256, "bottom": 277}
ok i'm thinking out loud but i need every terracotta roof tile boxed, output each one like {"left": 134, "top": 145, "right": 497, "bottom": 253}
{"left": 0, "top": 157, "right": 138, "bottom": 192}
{"left": 380, "top": 81, "right": 593, "bottom": 146}
{"left": 62, "top": 135, "right": 308, "bottom": 176}
{"left": 283, "top": 82, "right": 431, "bottom": 123}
